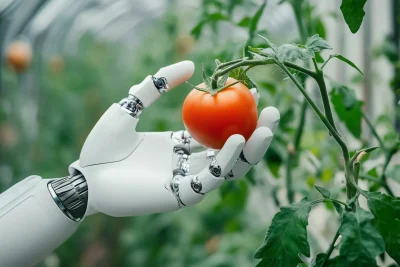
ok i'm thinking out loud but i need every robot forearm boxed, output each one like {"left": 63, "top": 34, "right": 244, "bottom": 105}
{"left": 0, "top": 175, "right": 88, "bottom": 267}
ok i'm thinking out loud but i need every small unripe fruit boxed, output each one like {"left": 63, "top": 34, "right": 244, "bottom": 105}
{"left": 6, "top": 41, "right": 32, "bottom": 72}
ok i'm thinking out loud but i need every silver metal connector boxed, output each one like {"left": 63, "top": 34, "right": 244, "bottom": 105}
{"left": 152, "top": 76, "right": 169, "bottom": 93}
{"left": 48, "top": 173, "right": 88, "bottom": 222}
{"left": 119, "top": 95, "right": 143, "bottom": 118}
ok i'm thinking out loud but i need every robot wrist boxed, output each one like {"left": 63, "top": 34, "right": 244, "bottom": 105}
{"left": 48, "top": 173, "right": 88, "bottom": 222}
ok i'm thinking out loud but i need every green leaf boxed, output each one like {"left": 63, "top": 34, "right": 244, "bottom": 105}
{"left": 329, "top": 54, "right": 364, "bottom": 75}
{"left": 330, "top": 85, "right": 363, "bottom": 138}
{"left": 315, "top": 52, "right": 325, "bottom": 63}
{"left": 362, "top": 146, "right": 379, "bottom": 153}
{"left": 387, "top": 165, "right": 400, "bottom": 183}
{"left": 237, "top": 16, "right": 251, "bottom": 27}
{"left": 276, "top": 44, "right": 314, "bottom": 62}
{"left": 207, "top": 12, "right": 230, "bottom": 21}
{"left": 249, "top": 0, "right": 267, "bottom": 35}
{"left": 229, "top": 67, "right": 256, "bottom": 89}
{"left": 336, "top": 209, "right": 384, "bottom": 266}
{"left": 367, "top": 192, "right": 400, "bottom": 264}
{"left": 254, "top": 198, "right": 311, "bottom": 267}
{"left": 340, "top": 0, "right": 367, "bottom": 33}
{"left": 332, "top": 201, "right": 344, "bottom": 216}
{"left": 305, "top": 34, "right": 333, "bottom": 53}
{"left": 191, "top": 21, "right": 205, "bottom": 39}
{"left": 257, "top": 34, "right": 277, "bottom": 52}
{"left": 217, "top": 72, "right": 230, "bottom": 88}
{"left": 202, "top": 64, "right": 211, "bottom": 87}
{"left": 315, "top": 185, "right": 331, "bottom": 198}
{"left": 311, "top": 253, "right": 338, "bottom": 267}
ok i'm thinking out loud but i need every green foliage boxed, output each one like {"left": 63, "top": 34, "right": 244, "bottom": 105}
{"left": 305, "top": 34, "right": 332, "bottom": 52}
{"left": 388, "top": 165, "right": 400, "bottom": 183}
{"left": 323, "top": 54, "right": 364, "bottom": 75}
{"left": 252, "top": 34, "right": 332, "bottom": 63}
{"left": 330, "top": 85, "right": 363, "bottom": 138}
{"left": 367, "top": 192, "right": 400, "bottom": 264}
{"left": 311, "top": 253, "right": 338, "bottom": 267}
{"left": 336, "top": 209, "right": 385, "bottom": 266}
{"left": 254, "top": 198, "right": 311, "bottom": 267}
{"left": 340, "top": 0, "right": 368, "bottom": 33}
{"left": 315, "top": 185, "right": 331, "bottom": 198}
{"left": 249, "top": 0, "right": 267, "bottom": 37}
{"left": 2, "top": 0, "right": 397, "bottom": 266}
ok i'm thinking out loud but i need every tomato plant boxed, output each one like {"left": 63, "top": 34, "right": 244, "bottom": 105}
{"left": 182, "top": 77, "right": 257, "bottom": 149}
{"left": 192, "top": 0, "right": 400, "bottom": 266}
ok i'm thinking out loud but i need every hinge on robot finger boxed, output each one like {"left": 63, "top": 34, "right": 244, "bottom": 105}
{"left": 170, "top": 171, "right": 186, "bottom": 208}
{"left": 239, "top": 151, "right": 251, "bottom": 164}
{"left": 190, "top": 175, "right": 205, "bottom": 195}
{"left": 207, "top": 151, "right": 222, "bottom": 177}
{"left": 152, "top": 76, "right": 169, "bottom": 93}
{"left": 171, "top": 131, "right": 192, "bottom": 147}
{"left": 225, "top": 170, "right": 235, "bottom": 180}
{"left": 177, "top": 154, "right": 190, "bottom": 176}
{"left": 119, "top": 95, "right": 143, "bottom": 118}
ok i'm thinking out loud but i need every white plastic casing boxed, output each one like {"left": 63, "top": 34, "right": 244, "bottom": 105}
{"left": 0, "top": 176, "right": 80, "bottom": 267}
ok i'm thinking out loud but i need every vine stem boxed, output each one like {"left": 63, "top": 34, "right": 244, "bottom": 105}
{"left": 362, "top": 112, "right": 387, "bottom": 152}
{"left": 362, "top": 111, "right": 395, "bottom": 196}
{"left": 285, "top": 1, "right": 308, "bottom": 205}
{"left": 321, "top": 229, "right": 340, "bottom": 267}
{"left": 210, "top": 59, "right": 315, "bottom": 90}
{"left": 275, "top": 60, "right": 355, "bottom": 204}
{"left": 313, "top": 63, "right": 338, "bottom": 132}
{"left": 211, "top": 57, "right": 355, "bottom": 203}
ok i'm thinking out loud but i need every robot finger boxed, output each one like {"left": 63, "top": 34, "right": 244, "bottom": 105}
{"left": 171, "top": 130, "right": 205, "bottom": 153}
{"left": 257, "top": 106, "right": 280, "bottom": 133}
{"left": 121, "top": 61, "right": 195, "bottom": 117}
{"left": 177, "top": 135, "right": 245, "bottom": 206}
{"left": 225, "top": 126, "right": 273, "bottom": 181}
{"left": 250, "top": 88, "right": 260, "bottom": 106}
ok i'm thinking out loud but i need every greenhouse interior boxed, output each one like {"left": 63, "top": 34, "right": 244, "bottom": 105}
{"left": 0, "top": 0, "right": 399, "bottom": 266}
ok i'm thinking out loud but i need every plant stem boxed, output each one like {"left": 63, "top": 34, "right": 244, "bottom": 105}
{"left": 276, "top": 61, "right": 345, "bottom": 150}
{"left": 286, "top": 89, "right": 307, "bottom": 204}
{"left": 211, "top": 59, "right": 273, "bottom": 89}
{"left": 362, "top": 112, "right": 395, "bottom": 196}
{"left": 285, "top": 1, "right": 309, "bottom": 205}
{"left": 381, "top": 149, "right": 396, "bottom": 197}
{"left": 310, "top": 198, "right": 348, "bottom": 207}
{"left": 321, "top": 229, "right": 340, "bottom": 267}
{"left": 362, "top": 112, "right": 387, "bottom": 152}
{"left": 360, "top": 174, "right": 383, "bottom": 184}
{"left": 314, "top": 68, "right": 338, "bottom": 132}
{"left": 210, "top": 59, "right": 316, "bottom": 89}
{"left": 276, "top": 60, "right": 355, "bottom": 203}
{"left": 321, "top": 54, "right": 335, "bottom": 70}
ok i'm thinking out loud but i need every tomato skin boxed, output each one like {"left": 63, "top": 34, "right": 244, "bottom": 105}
{"left": 182, "top": 78, "right": 257, "bottom": 149}
{"left": 6, "top": 41, "right": 32, "bottom": 72}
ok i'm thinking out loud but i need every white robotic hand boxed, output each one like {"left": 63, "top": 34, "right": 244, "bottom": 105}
{"left": 68, "top": 60, "right": 280, "bottom": 217}
{"left": 0, "top": 60, "right": 279, "bottom": 267}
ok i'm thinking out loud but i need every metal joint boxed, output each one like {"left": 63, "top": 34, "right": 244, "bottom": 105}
{"left": 190, "top": 176, "right": 204, "bottom": 194}
{"left": 207, "top": 151, "right": 221, "bottom": 177}
{"left": 170, "top": 173, "right": 186, "bottom": 207}
{"left": 152, "top": 76, "right": 169, "bottom": 93}
{"left": 48, "top": 173, "right": 88, "bottom": 222}
{"left": 119, "top": 95, "right": 143, "bottom": 118}
{"left": 239, "top": 151, "right": 250, "bottom": 164}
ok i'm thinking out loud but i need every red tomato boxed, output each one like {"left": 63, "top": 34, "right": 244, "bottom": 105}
{"left": 6, "top": 41, "right": 32, "bottom": 72}
{"left": 182, "top": 78, "right": 257, "bottom": 149}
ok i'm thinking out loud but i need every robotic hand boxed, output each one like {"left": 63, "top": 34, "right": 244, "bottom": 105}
{"left": 0, "top": 61, "right": 280, "bottom": 267}
{"left": 68, "top": 60, "right": 280, "bottom": 218}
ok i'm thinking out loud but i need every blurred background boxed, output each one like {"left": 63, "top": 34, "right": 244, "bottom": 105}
{"left": 0, "top": 0, "right": 399, "bottom": 266}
